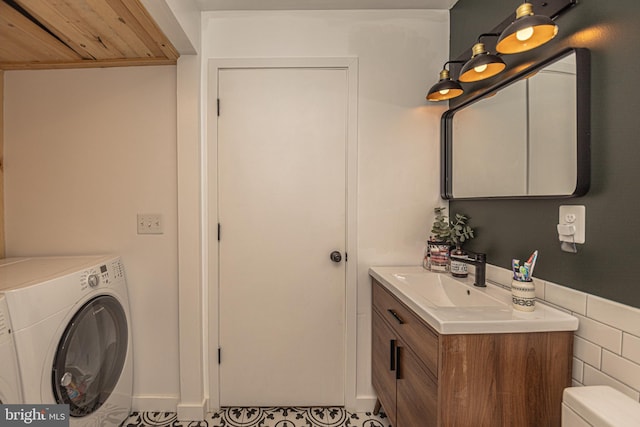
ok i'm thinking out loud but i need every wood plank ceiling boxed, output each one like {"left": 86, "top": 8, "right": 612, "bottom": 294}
{"left": 0, "top": 0, "right": 179, "bottom": 70}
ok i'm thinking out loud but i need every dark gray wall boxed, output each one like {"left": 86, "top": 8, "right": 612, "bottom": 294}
{"left": 449, "top": 0, "right": 640, "bottom": 308}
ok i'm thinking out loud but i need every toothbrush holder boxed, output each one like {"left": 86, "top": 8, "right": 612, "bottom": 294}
{"left": 511, "top": 279, "right": 535, "bottom": 312}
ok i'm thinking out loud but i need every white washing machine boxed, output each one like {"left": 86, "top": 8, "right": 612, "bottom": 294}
{"left": 0, "top": 294, "right": 23, "bottom": 404}
{"left": 0, "top": 255, "right": 133, "bottom": 427}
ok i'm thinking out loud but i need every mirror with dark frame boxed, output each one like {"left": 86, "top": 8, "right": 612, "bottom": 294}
{"left": 441, "top": 47, "right": 590, "bottom": 200}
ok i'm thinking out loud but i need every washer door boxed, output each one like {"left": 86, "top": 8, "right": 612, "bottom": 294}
{"left": 52, "top": 295, "right": 128, "bottom": 417}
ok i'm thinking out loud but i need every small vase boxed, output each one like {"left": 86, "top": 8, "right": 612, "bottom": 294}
{"left": 511, "top": 279, "right": 535, "bottom": 312}
{"left": 450, "top": 246, "right": 468, "bottom": 278}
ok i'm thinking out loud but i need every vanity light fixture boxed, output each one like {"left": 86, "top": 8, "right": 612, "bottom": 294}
{"left": 496, "top": 2, "right": 559, "bottom": 54}
{"left": 458, "top": 33, "right": 506, "bottom": 83}
{"left": 426, "top": 61, "right": 465, "bottom": 101}
{"left": 427, "top": 1, "right": 573, "bottom": 103}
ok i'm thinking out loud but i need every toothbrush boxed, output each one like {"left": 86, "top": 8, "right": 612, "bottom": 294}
{"left": 512, "top": 259, "right": 520, "bottom": 280}
{"left": 519, "top": 265, "right": 529, "bottom": 281}
{"left": 526, "top": 250, "right": 539, "bottom": 278}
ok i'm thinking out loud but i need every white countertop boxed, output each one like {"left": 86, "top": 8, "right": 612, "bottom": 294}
{"left": 369, "top": 265, "right": 578, "bottom": 335}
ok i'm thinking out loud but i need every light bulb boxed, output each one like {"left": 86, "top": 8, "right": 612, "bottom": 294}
{"left": 516, "top": 26, "right": 534, "bottom": 41}
{"left": 439, "top": 89, "right": 450, "bottom": 95}
{"left": 474, "top": 64, "right": 488, "bottom": 73}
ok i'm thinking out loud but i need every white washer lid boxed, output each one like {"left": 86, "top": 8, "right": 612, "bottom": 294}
{"left": 0, "top": 255, "right": 110, "bottom": 291}
{"left": 563, "top": 386, "right": 640, "bottom": 427}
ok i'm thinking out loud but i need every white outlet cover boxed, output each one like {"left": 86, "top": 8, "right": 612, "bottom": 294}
{"left": 559, "top": 205, "right": 585, "bottom": 244}
{"left": 137, "top": 214, "right": 163, "bottom": 234}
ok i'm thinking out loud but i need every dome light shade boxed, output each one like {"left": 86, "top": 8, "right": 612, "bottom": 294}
{"left": 496, "top": 2, "right": 558, "bottom": 54}
{"left": 426, "top": 68, "right": 464, "bottom": 101}
{"left": 459, "top": 42, "right": 506, "bottom": 82}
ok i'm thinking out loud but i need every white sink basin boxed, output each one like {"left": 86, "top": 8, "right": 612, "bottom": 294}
{"left": 370, "top": 266, "right": 578, "bottom": 334}
{"left": 391, "top": 272, "right": 504, "bottom": 307}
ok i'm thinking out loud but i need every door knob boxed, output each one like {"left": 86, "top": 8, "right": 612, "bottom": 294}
{"left": 330, "top": 251, "right": 343, "bottom": 263}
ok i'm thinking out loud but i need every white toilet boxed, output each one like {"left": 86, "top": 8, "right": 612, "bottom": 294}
{"left": 562, "top": 386, "right": 640, "bottom": 427}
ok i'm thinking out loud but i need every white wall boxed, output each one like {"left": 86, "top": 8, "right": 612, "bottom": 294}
{"left": 3, "top": 66, "right": 180, "bottom": 410}
{"left": 2, "top": 9, "right": 450, "bottom": 412}
{"left": 202, "top": 10, "right": 449, "bottom": 404}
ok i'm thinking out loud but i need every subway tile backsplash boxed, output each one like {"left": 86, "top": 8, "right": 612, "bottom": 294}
{"left": 574, "top": 336, "right": 602, "bottom": 368}
{"left": 574, "top": 313, "right": 622, "bottom": 354}
{"left": 601, "top": 350, "right": 640, "bottom": 391}
{"left": 545, "top": 281, "right": 588, "bottom": 315}
{"left": 587, "top": 296, "right": 640, "bottom": 337}
{"left": 623, "top": 333, "right": 640, "bottom": 362}
{"left": 486, "top": 264, "right": 640, "bottom": 402}
{"left": 582, "top": 364, "right": 640, "bottom": 400}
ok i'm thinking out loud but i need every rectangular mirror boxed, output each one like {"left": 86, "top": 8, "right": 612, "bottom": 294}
{"left": 441, "top": 48, "right": 590, "bottom": 199}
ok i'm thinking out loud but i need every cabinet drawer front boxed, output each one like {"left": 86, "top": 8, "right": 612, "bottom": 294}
{"left": 373, "top": 280, "right": 438, "bottom": 377}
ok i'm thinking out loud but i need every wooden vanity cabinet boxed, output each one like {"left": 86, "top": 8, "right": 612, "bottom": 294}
{"left": 371, "top": 278, "right": 573, "bottom": 427}
{"left": 372, "top": 309, "right": 437, "bottom": 427}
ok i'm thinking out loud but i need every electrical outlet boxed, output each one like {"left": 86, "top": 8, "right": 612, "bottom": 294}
{"left": 137, "top": 214, "right": 163, "bottom": 234}
{"left": 559, "top": 206, "right": 585, "bottom": 244}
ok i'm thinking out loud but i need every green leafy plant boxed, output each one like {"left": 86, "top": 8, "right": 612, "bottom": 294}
{"left": 449, "top": 212, "right": 474, "bottom": 247}
{"left": 430, "top": 207, "right": 475, "bottom": 247}
{"left": 430, "top": 207, "right": 451, "bottom": 243}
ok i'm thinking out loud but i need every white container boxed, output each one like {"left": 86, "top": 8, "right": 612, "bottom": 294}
{"left": 512, "top": 279, "right": 535, "bottom": 312}
{"left": 562, "top": 386, "right": 640, "bottom": 426}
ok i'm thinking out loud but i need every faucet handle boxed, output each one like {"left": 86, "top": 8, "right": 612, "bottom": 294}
{"left": 464, "top": 251, "right": 486, "bottom": 262}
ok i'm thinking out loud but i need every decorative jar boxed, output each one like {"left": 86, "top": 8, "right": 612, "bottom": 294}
{"left": 511, "top": 279, "right": 535, "bottom": 312}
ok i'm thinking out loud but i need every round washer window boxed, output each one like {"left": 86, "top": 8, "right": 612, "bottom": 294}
{"left": 52, "top": 295, "right": 128, "bottom": 417}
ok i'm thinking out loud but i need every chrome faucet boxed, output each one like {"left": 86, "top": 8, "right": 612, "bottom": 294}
{"left": 450, "top": 251, "right": 486, "bottom": 287}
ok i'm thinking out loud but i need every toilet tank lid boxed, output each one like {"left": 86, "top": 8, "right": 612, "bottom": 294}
{"left": 563, "top": 386, "right": 640, "bottom": 427}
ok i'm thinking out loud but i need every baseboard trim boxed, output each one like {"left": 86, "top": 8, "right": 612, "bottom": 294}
{"left": 132, "top": 395, "right": 180, "bottom": 412}
{"left": 355, "top": 396, "right": 378, "bottom": 413}
{"left": 177, "top": 398, "right": 208, "bottom": 421}
{"left": 133, "top": 395, "right": 375, "bottom": 417}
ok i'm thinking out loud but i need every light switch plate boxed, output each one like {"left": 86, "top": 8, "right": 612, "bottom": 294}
{"left": 137, "top": 214, "right": 163, "bottom": 234}
{"left": 559, "top": 205, "right": 585, "bottom": 244}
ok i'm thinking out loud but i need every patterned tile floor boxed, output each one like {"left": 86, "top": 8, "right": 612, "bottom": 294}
{"left": 122, "top": 407, "right": 391, "bottom": 427}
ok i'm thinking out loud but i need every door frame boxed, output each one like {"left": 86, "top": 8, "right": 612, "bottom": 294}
{"left": 206, "top": 57, "right": 358, "bottom": 410}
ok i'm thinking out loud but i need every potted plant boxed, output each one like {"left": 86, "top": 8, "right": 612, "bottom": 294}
{"left": 448, "top": 212, "right": 474, "bottom": 246}
{"left": 425, "top": 207, "right": 475, "bottom": 275}
{"left": 430, "top": 206, "right": 451, "bottom": 243}
{"left": 448, "top": 213, "right": 475, "bottom": 278}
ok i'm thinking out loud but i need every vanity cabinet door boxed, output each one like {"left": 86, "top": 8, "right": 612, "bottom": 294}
{"left": 372, "top": 309, "right": 397, "bottom": 426}
{"left": 396, "top": 344, "right": 438, "bottom": 427}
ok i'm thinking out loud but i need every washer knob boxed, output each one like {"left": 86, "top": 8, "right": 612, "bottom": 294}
{"left": 87, "top": 274, "right": 100, "bottom": 288}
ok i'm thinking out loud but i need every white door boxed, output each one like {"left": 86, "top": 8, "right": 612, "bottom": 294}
{"left": 218, "top": 67, "right": 347, "bottom": 406}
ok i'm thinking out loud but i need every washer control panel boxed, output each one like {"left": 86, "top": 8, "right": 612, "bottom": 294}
{"left": 79, "top": 261, "right": 123, "bottom": 291}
